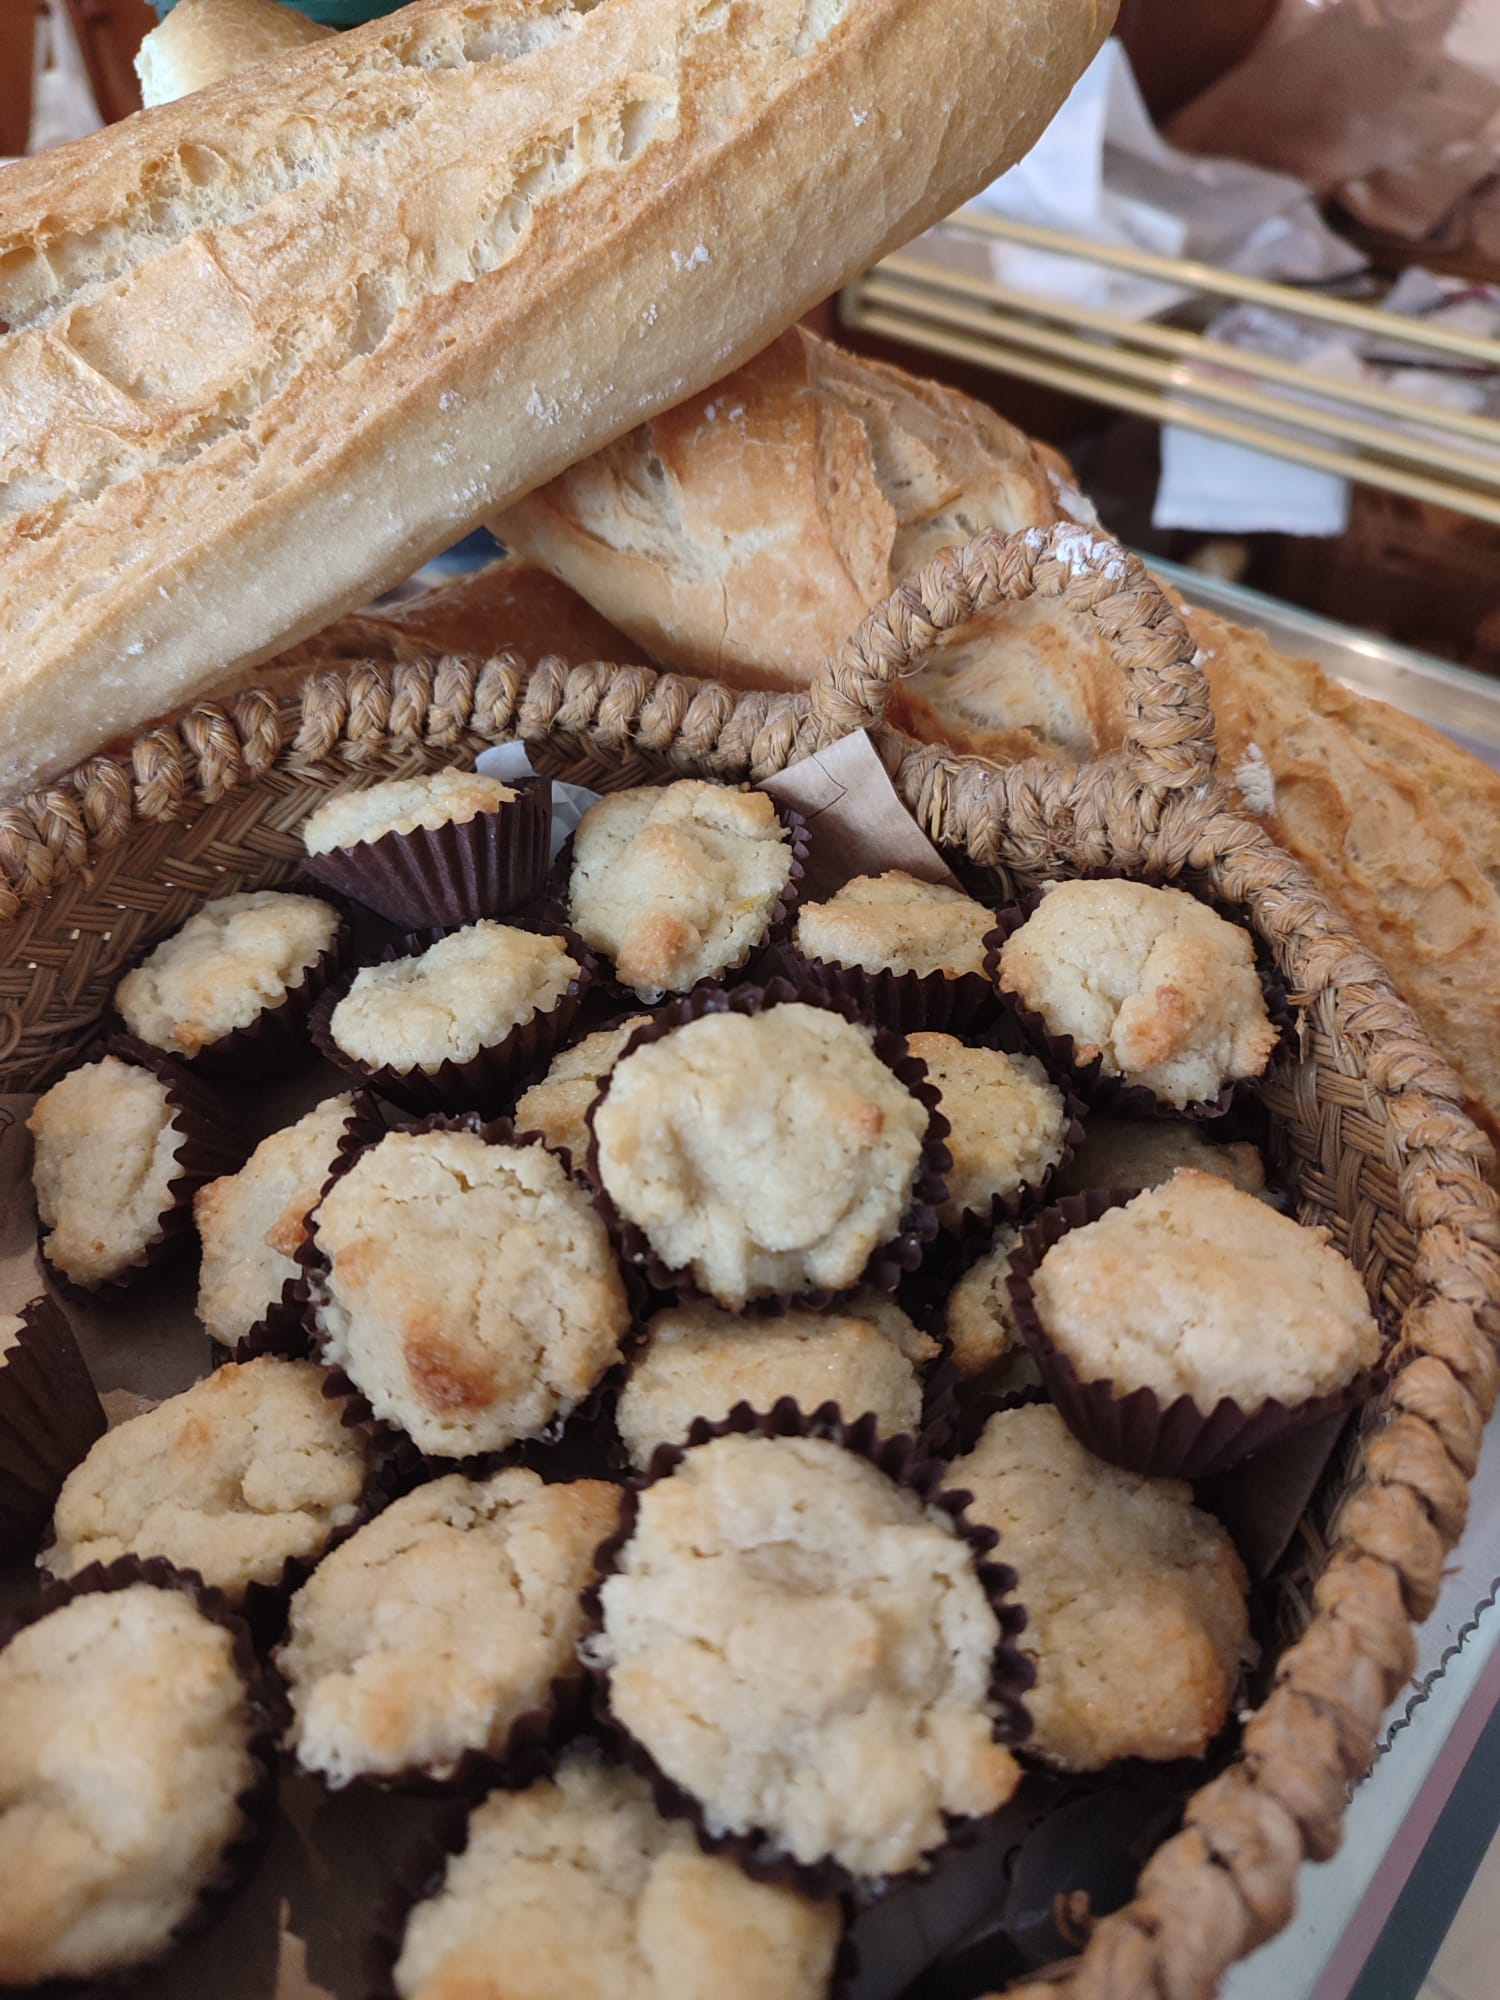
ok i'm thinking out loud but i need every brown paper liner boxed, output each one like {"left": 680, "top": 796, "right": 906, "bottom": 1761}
{"left": 1006, "top": 1189, "right": 1388, "bottom": 1481}
{"left": 559, "top": 801, "right": 812, "bottom": 1008}
{"left": 362, "top": 1754, "right": 859, "bottom": 2000}
{"left": 584, "top": 978, "right": 952, "bottom": 1313}
{"left": 225, "top": 1089, "right": 390, "bottom": 1362}
{"left": 0, "top": 1556, "right": 281, "bottom": 1989}
{"left": 301, "top": 775, "right": 554, "bottom": 928}
{"left": 0, "top": 1295, "right": 107, "bottom": 1558}
{"left": 772, "top": 945, "right": 998, "bottom": 1039}
{"left": 579, "top": 1403, "right": 1032, "bottom": 1901}
{"left": 38, "top": 1036, "right": 246, "bottom": 1307}
{"left": 298, "top": 1112, "right": 634, "bottom": 1464}
{"left": 307, "top": 924, "right": 596, "bottom": 1118}
{"left": 982, "top": 873, "right": 1296, "bottom": 1123}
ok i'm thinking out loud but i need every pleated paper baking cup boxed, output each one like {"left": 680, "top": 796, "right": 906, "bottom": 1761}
{"left": 298, "top": 1112, "right": 636, "bottom": 1466}
{"left": 302, "top": 774, "right": 554, "bottom": 928}
{"left": 772, "top": 944, "right": 998, "bottom": 1039}
{"left": 558, "top": 801, "right": 812, "bottom": 1008}
{"left": 584, "top": 978, "right": 952, "bottom": 1313}
{"left": 0, "top": 1295, "right": 107, "bottom": 1559}
{"left": 982, "top": 873, "right": 1295, "bottom": 1123}
{"left": 307, "top": 924, "right": 596, "bottom": 1118}
{"left": 579, "top": 1403, "right": 1032, "bottom": 1903}
{"left": 1006, "top": 1190, "right": 1387, "bottom": 1481}
{"left": 38, "top": 1037, "right": 246, "bottom": 1308}
{"left": 0, "top": 1556, "right": 281, "bottom": 1987}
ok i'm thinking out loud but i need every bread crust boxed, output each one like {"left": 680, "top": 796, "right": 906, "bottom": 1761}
{"left": 495, "top": 322, "right": 1075, "bottom": 689}
{"left": 0, "top": 0, "right": 1115, "bottom": 797}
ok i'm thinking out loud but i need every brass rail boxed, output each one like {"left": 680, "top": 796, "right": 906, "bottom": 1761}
{"left": 841, "top": 212, "right": 1500, "bottom": 527}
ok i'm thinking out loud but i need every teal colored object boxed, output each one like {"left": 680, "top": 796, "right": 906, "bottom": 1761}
{"left": 151, "top": 0, "right": 406, "bottom": 24}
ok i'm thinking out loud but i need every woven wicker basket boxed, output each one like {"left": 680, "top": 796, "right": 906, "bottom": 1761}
{"left": 2, "top": 524, "right": 1497, "bottom": 1996}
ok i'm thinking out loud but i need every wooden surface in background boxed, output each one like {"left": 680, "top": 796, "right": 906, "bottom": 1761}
{"left": 0, "top": 0, "right": 40, "bottom": 157}
{"left": 64, "top": 0, "right": 151, "bottom": 124}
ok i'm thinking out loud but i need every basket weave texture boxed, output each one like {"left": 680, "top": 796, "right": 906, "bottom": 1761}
{"left": 2, "top": 525, "right": 1497, "bottom": 1997}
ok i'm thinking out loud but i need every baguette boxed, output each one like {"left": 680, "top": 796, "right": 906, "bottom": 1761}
{"left": 0, "top": 0, "right": 1115, "bottom": 800}
{"left": 495, "top": 329, "right": 1500, "bottom": 1144}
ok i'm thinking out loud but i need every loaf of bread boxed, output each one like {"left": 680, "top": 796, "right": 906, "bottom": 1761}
{"left": 135, "top": 0, "right": 334, "bottom": 108}
{"left": 251, "top": 554, "right": 643, "bottom": 679}
{"left": 495, "top": 330, "right": 1500, "bottom": 1143}
{"left": 0, "top": 0, "right": 1114, "bottom": 800}
{"left": 494, "top": 324, "right": 1075, "bottom": 695}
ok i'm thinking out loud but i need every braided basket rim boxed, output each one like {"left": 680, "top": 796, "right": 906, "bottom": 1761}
{"left": 1, "top": 526, "right": 1496, "bottom": 1997}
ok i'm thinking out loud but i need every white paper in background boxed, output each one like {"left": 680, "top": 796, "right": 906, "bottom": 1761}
{"left": 966, "top": 42, "right": 1364, "bottom": 320}
{"left": 1153, "top": 271, "right": 1500, "bottom": 535}
{"left": 23, "top": 2, "right": 102, "bottom": 157}
{"left": 475, "top": 742, "right": 599, "bottom": 860}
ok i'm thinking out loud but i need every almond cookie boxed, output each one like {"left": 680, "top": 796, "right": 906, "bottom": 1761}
{"left": 995, "top": 880, "right": 1277, "bottom": 1109}
{"left": 951, "top": 1405, "right": 1250, "bottom": 1770}
{"left": 568, "top": 781, "right": 795, "bottom": 999}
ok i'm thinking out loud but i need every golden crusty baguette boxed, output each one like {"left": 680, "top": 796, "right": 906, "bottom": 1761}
{"left": 495, "top": 328, "right": 1500, "bottom": 1140}
{"left": 0, "top": 0, "right": 1116, "bottom": 800}
{"left": 135, "top": 0, "right": 335, "bottom": 108}
{"left": 101, "top": 554, "right": 643, "bottom": 757}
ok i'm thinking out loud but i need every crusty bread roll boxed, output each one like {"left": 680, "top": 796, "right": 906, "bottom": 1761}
{"left": 494, "top": 325, "right": 1078, "bottom": 698}
{"left": 496, "top": 329, "right": 1500, "bottom": 1143}
{"left": 135, "top": 0, "right": 335, "bottom": 109}
{"left": 254, "top": 552, "right": 643, "bottom": 680}
{"left": 0, "top": 0, "right": 1115, "bottom": 800}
